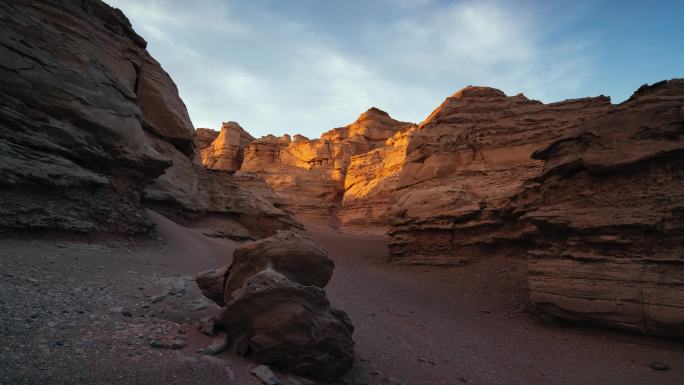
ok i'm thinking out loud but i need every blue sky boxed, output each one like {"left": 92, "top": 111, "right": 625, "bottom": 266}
{"left": 107, "top": 0, "right": 683, "bottom": 138}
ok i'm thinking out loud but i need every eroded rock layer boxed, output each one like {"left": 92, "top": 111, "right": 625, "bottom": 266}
{"left": 387, "top": 87, "right": 612, "bottom": 264}
{"left": 339, "top": 127, "right": 416, "bottom": 230}
{"left": 0, "top": 0, "right": 195, "bottom": 234}
{"left": 240, "top": 108, "right": 414, "bottom": 217}
{"left": 201, "top": 122, "right": 255, "bottom": 172}
{"left": 517, "top": 79, "right": 684, "bottom": 339}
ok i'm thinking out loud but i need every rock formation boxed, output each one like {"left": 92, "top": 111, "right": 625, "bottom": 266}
{"left": 387, "top": 87, "right": 612, "bottom": 264}
{"left": 0, "top": 0, "right": 184, "bottom": 233}
{"left": 516, "top": 79, "right": 684, "bottom": 339}
{"left": 0, "top": 0, "right": 300, "bottom": 240}
{"left": 339, "top": 127, "right": 416, "bottom": 230}
{"left": 196, "top": 231, "right": 354, "bottom": 380}
{"left": 239, "top": 108, "right": 414, "bottom": 217}
{"left": 201, "top": 122, "right": 255, "bottom": 172}
{"left": 195, "top": 127, "right": 220, "bottom": 150}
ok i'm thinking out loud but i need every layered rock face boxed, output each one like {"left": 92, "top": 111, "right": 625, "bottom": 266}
{"left": 517, "top": 79, "right": 684, "bottom": 339}
{"left": 196, "top": 231, "right": 354, "bottom": 380}
{"left": 0, "top": 0, "right": 195, "bottom": 233}
{"left": 240, "top": 108, "right": 413, "bottom": 217}
{"left": 201, "top": 122, "right": 255, "bottom": 172}
{"left": 0, "top": 0, "right": 301, "bottom": 240}
{"left": 387, "top": 87, "right": 612, "bottom": 264}
{"left": 339, "top": 127, "right": 416, "bottom": 229}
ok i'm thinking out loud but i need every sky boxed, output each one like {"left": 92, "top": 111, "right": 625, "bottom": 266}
{"left": 106, "top": 0, "right": 684, "bottom": 138}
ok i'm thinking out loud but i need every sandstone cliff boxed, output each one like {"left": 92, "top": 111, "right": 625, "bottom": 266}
{"left": 201, "top": 122, "right": 255, "bottom": 172}
{"left": 387, "top": 87, "right": 612, "bottom": 264}
{"left": 239, "top": 108, "right": 414, "bottom": 217}
{"left": 0, "top": 0, "right": 186, "bottom": 234}
{"left": 516, "top": 79, "right": 684, "bottom": 339}
{"left": 0, "top": 0, "right": 298, "bottom": 239}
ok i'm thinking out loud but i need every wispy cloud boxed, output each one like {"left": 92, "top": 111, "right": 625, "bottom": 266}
{"left": 106, "top": 0, "right": 596, "bottom": 137}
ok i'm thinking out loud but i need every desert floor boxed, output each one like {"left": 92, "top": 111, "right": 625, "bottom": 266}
{"left": 1, "top": 211, "right": 682, "bottom": 385}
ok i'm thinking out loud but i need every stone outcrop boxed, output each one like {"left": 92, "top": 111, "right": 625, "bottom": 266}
{"left": 196, "top": 231, "right": 354, "bottom": 381}
{"left": 516, "top": 79, "right": 684, "bottom": 339}
{"left": 195, "top": 128, "right": 219, "bottom": 150}
{"left": 0, "top": 0, "right": 301, "bottom": 240}
{"left": 387, "top": 87, "right": 612, "bottom": 264}
{"left": 0, "top": 0, "right": 192, "bottom": 234}
{"left": 201, "top": 122, "right": 255, "bottom": 172}
{"left": 240, "top": 108, "right": 414, "bottom": 217}
{"left": 339, "top": 127, "right": 416, "bottom": 230}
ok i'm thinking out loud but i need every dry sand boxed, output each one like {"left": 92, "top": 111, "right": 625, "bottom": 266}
{"left": 1, "top": 212, "right": 682, "bottom": 385}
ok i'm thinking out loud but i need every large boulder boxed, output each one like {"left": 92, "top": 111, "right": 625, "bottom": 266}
{"left": 516, "top": 79, "right": 684, "bottom": 339}
{"left": 196, "top": 231, "right": 354, "bottom": 381}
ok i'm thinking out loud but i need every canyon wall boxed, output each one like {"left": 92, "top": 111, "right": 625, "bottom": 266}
{"left": 387, "top": 87, "right": 611, "bottom": 264}
{"left": 238, "top": 108, "right": 414, "bottom": 218}
{"left": 0, "top": 0, "right": 297, "bottom": 238}
{"left": 516, "top": 79, "right": 684, "bottom": 339}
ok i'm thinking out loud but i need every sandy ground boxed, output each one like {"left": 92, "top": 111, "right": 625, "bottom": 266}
{"left": 1, "top": 212, "right": 683, "bottom": 385}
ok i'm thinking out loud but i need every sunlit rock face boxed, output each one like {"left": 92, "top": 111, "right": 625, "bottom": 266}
{"left": 195, "top": 128, "right": 220, "bottom": 150}
{"left": 516, "top": 79, "right": 684, "bottom": 339}
{"left": 240, "top": 108, "right": 414, "bottom": 218}
{"left": 339, "top": 127, "right": 416, "bottom": 230}
{"left": 387, "top": 86, "right": 612, "bottom": 264}
{"left": 0, "top": 0, "right": 193, "bottom": 234}
{"left": 201, "top": 122, "right": 255, "bottom": 172}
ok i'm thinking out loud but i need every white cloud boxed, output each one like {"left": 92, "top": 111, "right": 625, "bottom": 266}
{"left": 104, "top": 0, "right": 595, "bottom": 137}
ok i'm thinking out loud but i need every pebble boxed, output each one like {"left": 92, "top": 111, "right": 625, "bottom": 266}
{"left": 249, "top": 364, "right": 281, "bottom": 385}
{"left": 650, "top": 361, "right": 669, "bottom": 371}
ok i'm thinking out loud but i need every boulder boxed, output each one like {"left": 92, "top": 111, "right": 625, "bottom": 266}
{"left": 196, "top": 231, "right": 354, "bottom": 381}
{"left": 516, "top": 79, "right": 684, "bottom": 339}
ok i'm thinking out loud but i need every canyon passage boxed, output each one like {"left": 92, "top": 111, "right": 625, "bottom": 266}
{"left": 0, "top": 1, "right": 683, "bottom": 384}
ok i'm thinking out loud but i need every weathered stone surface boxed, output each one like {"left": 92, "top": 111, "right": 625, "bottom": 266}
{"left": 516, "top": 79, "right": 684, "bottom": 339}
{"left": 196, "top": 232, "right": 354, "bottom": 381}
{"left": 195, "top": 128, "right": 220, "bottom": 150}
{"left": 387, "top": 86, "right": 611, "bottom": 264}
{"left": 339, "top": 127, "right": 415, "bottom": 230}
{"left": 201, "top": 122, "right": 255, "bottom": 172}
{"left": 240, "top": 108, "right": 413, "bottom": 218}
{"left": 0, "top": 0, "right": 182, "bottom": 234}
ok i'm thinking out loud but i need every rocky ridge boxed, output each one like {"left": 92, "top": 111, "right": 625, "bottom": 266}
{"left": 237, "top": 107, "right": 415, "bottom": 217}
{"left": 516, "top": 79, "right": 684, "bottom": 339}
{"left": 387, "top": 86, "right": 612, "bottom": 264}
{"left": 0, "top": 0, "right": 300, "bottom": 241}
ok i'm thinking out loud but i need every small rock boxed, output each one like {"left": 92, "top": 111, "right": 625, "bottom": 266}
{"left": 171, "top": 339, "right": 187, "bottom": 349}
{"left": 108, "top": 306, "right": 124, "bottom": 314}
{"left": 149, "top": 340, "right": 166, "bottom": 349}
{"left": 202, "top": 336, "right": 230, "bottom": 355}
{"left": 197, "top": 315, "right": 216, "bottom": 336}
{"left": 650, "top": 361, "right": 669, "bottom": 371}
{"left": 249, "top": 364, "right": 280, "bottom": 385}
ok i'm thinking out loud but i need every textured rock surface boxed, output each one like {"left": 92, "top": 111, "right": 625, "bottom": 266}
{"left": 340, "top": 127, "right": 415, "bottom": 230}
{"left": 387, "top": 86, "right": 611, "bottom": 264}
{"left": 201, "top": 122, "right": 255, "bottom": 172}
{"left": 196, "top": 232, "right": 354, "bottom": 381}
{"left": 0, "top": 0, "right": 194, "bottom": 233}
{"left": 240, "top": 108, "right": 413, "bottom": 217}
{"left": 516, "top": 79, "right": 684, "bottom": 339}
